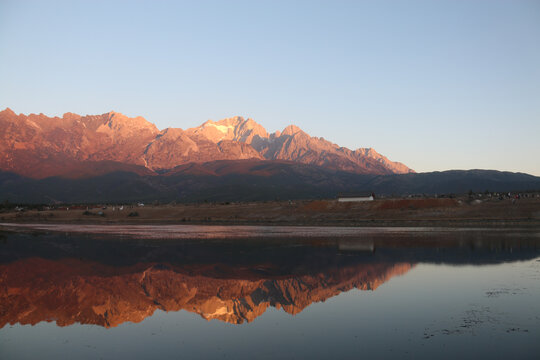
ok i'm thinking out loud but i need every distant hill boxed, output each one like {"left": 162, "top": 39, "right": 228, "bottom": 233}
{"left": 1, "top": 160, "right": 539, "bottom": 203}
{"left": 364, "top": 170, "right": 540, "bottom": 195}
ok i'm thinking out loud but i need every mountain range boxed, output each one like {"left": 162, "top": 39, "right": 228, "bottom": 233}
{"left": 1, "top": 108, "right": 539, "bottom": 203}
{"left": 0, "top": 108, "right": 412, "bottom": 179}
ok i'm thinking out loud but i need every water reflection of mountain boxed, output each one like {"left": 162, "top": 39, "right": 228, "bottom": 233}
{"left": 0, "top": 230, "right": 539, "bottom": 327}
{"left": 0, "top": 257, "right": 412, "bottom": 327}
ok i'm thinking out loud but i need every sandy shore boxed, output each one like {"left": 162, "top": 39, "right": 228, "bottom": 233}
{"left": 1, "top": 197, "right": 540, "bottom": 228}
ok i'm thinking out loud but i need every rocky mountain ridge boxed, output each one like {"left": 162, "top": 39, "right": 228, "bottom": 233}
{"left": 0, "top": 108, "right": 413, "bottom": 178}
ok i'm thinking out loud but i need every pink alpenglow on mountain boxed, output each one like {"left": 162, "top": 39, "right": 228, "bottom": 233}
{"left": 0, "top": 108, "right": 414, "bottom": 178}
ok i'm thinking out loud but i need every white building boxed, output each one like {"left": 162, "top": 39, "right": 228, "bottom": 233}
{"left": 337, "top": 193, "right": 375, "bottom": 202}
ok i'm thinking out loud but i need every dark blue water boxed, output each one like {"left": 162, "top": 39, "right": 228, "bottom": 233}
{"left": 1, "top": 226, "right": 539, "bottom": 359}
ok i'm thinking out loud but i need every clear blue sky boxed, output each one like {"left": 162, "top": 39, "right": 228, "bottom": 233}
{"left": 1, "top": 0, "right": 539, "bottom": 175}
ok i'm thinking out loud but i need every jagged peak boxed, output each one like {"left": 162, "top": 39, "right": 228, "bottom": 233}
{"left": 162, "top": 127, "right": 184, "bottom": 134}
{"left": 281, "top": 124, "right": 303, "bottom": 136}
{"left": 217, "top": 116, "right": 263, "bottom": 132}
{"left": 104, "top": 111, "right": 158, "bottom": 131}
{"left": 187, "top": 116, "right": 269, "bottom": 143}
{"left": 105, "top": 110, "right": 139, "bottom": 121}
{"left": 1, "top": 107, "right": 16, "bottom": 116}
{"left": 357, "top": 147, "right": 379, "bottom": 157}
{"left": 211, "top": 116, "right": 243, "bottom": 126}
{"left": 212, "top": 116, "right": 264, "bottom": 129}
{"left": 106, "top": 110, "right": 128, "bottom": 120}
{"left": 201, "top": 120, "right": 235, "bottom": 134}
{"left": 62, "top": 112, "right": 81, "bottom": 120}
{"left": 158, "top": 127, "right": 187, "bottom": 140}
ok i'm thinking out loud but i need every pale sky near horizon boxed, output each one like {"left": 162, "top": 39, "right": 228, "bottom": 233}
{"left": 1, "top": 0, "right": 539, "bottom": 175}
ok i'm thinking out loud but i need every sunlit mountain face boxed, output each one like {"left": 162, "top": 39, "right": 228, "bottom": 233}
{"left": 1, "top": 230, "right": 538, "bottom": 327}
{"left": 0, "top": 108, "right": 412, "bottom": 179}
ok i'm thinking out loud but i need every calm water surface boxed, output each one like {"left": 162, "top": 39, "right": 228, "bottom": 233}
{"left": 0, "top": 225, "right": 539, "bottom": 359}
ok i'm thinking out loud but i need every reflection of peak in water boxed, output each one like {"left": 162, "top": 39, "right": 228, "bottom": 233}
{"left": 1, "top": 229, "right": 539, "bottom": 328}
{"left": 0, "top": 258, "right": 412, "bottom": 327}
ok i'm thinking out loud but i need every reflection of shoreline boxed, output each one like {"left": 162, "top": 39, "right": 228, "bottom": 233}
{"left": 2, "top": 223, "right": 540, "bottom": 239}
{"left": 338, "top": 239, "right": 375, "bottom": 252}
{"left": 0, "top": 258, "right": 413, "bottom": 327}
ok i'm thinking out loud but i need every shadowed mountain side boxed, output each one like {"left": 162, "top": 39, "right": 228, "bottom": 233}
{"left": 1, "top": 160, "right": 539, "bottom": 203}
{"left": 0, "top": 171, "right": 169, "bottom": 204}
{"left": 0, "top": 160, "right": 376, "bottom": 203}
{"left": 2, "top": 157, "right": 155, "bottom": 180}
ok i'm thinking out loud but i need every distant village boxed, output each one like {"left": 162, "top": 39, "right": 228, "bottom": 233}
{"left": 2, "top": 190, "right": 539, "bottom": 215}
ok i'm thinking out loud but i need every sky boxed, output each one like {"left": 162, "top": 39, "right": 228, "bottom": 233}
{"left": 1, "top": 0, "right": 539, "bottom": 175}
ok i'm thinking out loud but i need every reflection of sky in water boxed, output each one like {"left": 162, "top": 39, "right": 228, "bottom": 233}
{"left": 0, "top": 229, "right": 539, "bottom": 359}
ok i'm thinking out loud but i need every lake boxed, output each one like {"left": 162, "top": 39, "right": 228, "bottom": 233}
{"left": 1, "top": 224, "right": 539, "bottom": 359}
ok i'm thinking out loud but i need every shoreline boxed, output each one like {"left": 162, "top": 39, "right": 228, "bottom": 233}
{"left": 2, "top": 222, "right": 540, "bottom": 243}
{"left": 2, "top": 218, "right": 540, "bottom": 229}
{"left": 1, "top": 198, "right": 539, "bottom": 229}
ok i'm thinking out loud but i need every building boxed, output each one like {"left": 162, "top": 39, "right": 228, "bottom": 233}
{"left": 337, "top": 192, "right": 375, "bottom": 202}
